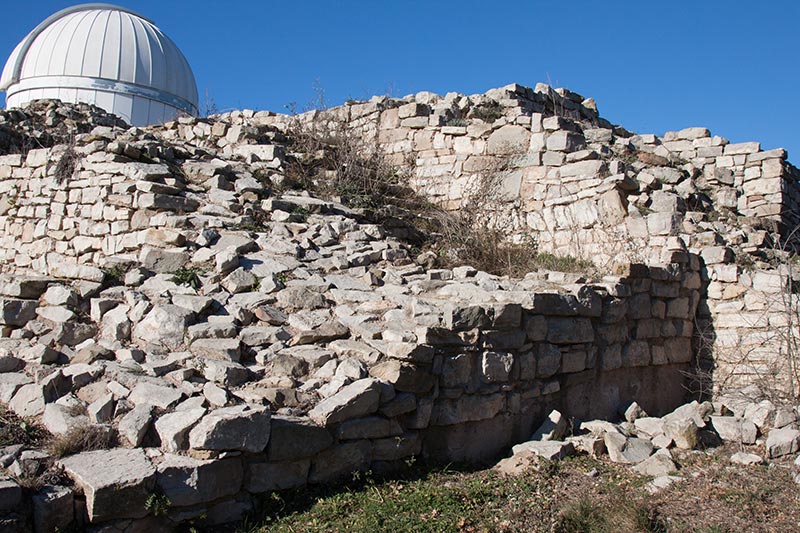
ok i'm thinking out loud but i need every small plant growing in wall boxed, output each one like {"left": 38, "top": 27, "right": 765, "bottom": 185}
{"left": 470, "top": 101, "right": 504, "bottom": 123}
{"left": 171, "top": 267, "right": 203, "bottom": 290}
{"left": 145, "top": 491, "right": 171, "bottom": 517}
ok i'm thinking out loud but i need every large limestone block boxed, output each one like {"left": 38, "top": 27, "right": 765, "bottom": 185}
{"left": 267, "top": 415, "right": 334, "bottom": 461}
{"left": 546, "top": 131, "right": 585, "bottom": 152}
{"left": 128, "top": 382, "right": 183, "bottom": 410}
{"left": 633, "top": 450, "right": 677, "bottom": 477}
{"left": 766, "top": 427, "right": 800, "bottom": 458}
{"left": 155, "top": 408, "right": 206, "bottom": 452}
{"left": 430, "top": 393, "right": 505, "bottom": 426}
{"left": 604, "top": 433, "right": 653, "bottom": 464}
{"left": 710, "top": 416, "right": 757, "bottom": 444}
{"left": 132, "top": 304, "right": 194, "bottom": 351}
{"left": 0, "top": 298, "right": 38, "bottom": 326}
{"left": 118, "top": 404, "right": 153, "bottom": 447}
{"left": 481, "top": 351, "right": 514, "bottom": 382}
{"left": 138, "top": 246, "right": 191, "bottom": 273}
{"left": 664, "top": 418, "right": 699, "bottom": 450}
{"left": 510, "top": 440, "right": 575, "bottom": 461}
{"left": 487, "top": 125, "right": 531, "bottom": 154}
{"left": 308, "top": 441, "right": 371, "bottom": 484}
{"left": 189, "top": 404, "right": 271, "bottom": 453}
{"left": 546, "top": 317, "right": 593, "bottom": 344}
{"left": 247, "top": 460, "right": 310, "bottom": 492}
{"left": 336, "top": 416, "right": 403, "bottom": 440}
{"left": 370, "top": 360, "right": 433, "bottom": 394}
{"left": 372, "top": 432, "right": 422, "bottom": 461}
{"left": 308, "top": 378, "right": 381, "bottom": 426}
{"left": 156, "top": 455, "right": 242, "bottom": 507}
{"left": 60, "top": 448, "right": 156, "bottom": 522}
{"left": 32, "top": 485, "right": 74, "bottom": 533}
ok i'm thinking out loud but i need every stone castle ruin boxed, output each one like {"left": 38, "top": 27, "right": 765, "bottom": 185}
{"left": 0, "top": 78, "right": 798, "bottom": 530}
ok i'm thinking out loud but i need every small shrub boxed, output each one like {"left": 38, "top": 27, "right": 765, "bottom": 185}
{"left": 52, "top": 143, "right": 80, "bottom": 184}
{"left": 470, "top": 101, "right": 504, "bottom": 123}
{"left": 554, "top": 499, "right": 607, "bottom": 532}
{"left": 171, "top": 267, "right": 203, "bottom": 290}
{"left": 444, "top": 118, "right": 468, "bottom": 127}
{"left": 0, "top": 404, "right": 48, "bottom": 447}
{"left": 145, "top": 491, "right": 172, "bottom": 517}
{"left": 46, "top": 425, "right": 116, "bottom": 459}
{"left": 102, "top": 264, "right": 129, "bottom": 285}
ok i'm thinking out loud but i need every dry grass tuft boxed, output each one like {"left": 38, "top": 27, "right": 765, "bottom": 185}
{"left": 46, "top": 424, "right": 116, "bottom": 459}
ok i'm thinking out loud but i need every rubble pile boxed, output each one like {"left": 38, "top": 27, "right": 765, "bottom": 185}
{"left": 497, "top": 388, "right": 800, "bottom": 493}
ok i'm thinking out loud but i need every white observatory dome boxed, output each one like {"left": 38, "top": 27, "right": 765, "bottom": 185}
{"left": 0, "top": 3, "right": 199, "bottom": 126}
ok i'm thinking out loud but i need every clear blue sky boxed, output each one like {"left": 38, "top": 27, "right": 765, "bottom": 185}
{"left": 2, "top": 1, "right": 798, "bottom": 162}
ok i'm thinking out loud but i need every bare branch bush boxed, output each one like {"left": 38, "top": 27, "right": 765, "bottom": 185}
{"left": 283, "top": 99, "right": 593, "bottom": 277}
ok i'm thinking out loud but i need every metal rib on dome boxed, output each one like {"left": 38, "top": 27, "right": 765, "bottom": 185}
{"left": 0, "top": 3, "right": 198, "bottom": 126}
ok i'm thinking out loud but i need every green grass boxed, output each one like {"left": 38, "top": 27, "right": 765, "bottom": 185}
{"left": 233, "top": 451, "right": 800, "bottom": 533}
{"left": 239, "top": 464, "right": 545, "bottom": 533}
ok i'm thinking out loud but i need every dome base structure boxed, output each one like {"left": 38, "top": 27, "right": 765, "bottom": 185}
{"left": 0, "top": 4, "right": 198, "bottom": 126}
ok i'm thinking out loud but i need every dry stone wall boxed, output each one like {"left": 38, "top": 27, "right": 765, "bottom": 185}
{"left": 251, "top": 83, "right": 800, "bottom": 397}
{"left": 0, "top": 82, "right": 797, "bottom": 529}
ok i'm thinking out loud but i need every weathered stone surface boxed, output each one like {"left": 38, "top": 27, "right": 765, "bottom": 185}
{"left": 547, "top": 317, "right": 593, "bottom": 344}
{"left": 132, "top": 304, "right": 194, "bottom": 351}
{"left": 10, "top": 383, "right": 48, "bottom": 417}
{"left": 730, "top": 452, "right": 763, "bottom": 465}
{"left": 128, "top": 382, "right": 183, "bottom": 409}
{"left": 430, "top": 393, "right": 505, "bottom": 426}
{"left": 308, "top": 378, "right": 381, "bottom": 426}
{"left": 604, "top": 433, "right": 653, "bottom": 464}
{"left": 336, "top": 416, "right": 403, "bottom": 440}
{"left": 155, "top": 407, "right": 206, "bottom": 452}
{"left": 189, "top": 404, "right": 271, "bottom": 453}
{"left": 369, "top": 360, "right": 433, "bottom": 394}
{"left": 531, "top": 410, "right": 568, "bottom": 441}
{"left": 710, "top": 416, "right": 757, "bottom": 444}
{"left": 487, "top": 125, "right": 531, "bottom": 154}
{"left": 0, "top": 298, "right": 38, "bottom": 326}
{"left": 308, "top": 441, "right": 371, "bottom": 483}
{"left": 481, "top": 351, "right": 514, "bottom": 382}
{"left": 372, "top": 432, "right": 422, "bottom": 461}
{"left": 32, "top": 485, "right": 73, "bottom": 533}
{"left": 119, "top": 404, "right": 153, "bottom": 447}
{"left": 247, "top": 460, "right": 310, "bottom": 492}
{"left": 664, "top": 418, "right": 699, "bottom": 450}
{"left": 0, "top": 477, "right": 22, "bottom": 512}
{"left": 510, "top": 440, "right": 575, "bottom": 461}
{"left": 156, "top": 455, "right": 243, "bottom": 507}
{"left": 60, "top": 448, "right": 156, "bottom": 522}
{"left": 267, "top": 415, "right": 334, "bottom": 461}
{"left": 494, "top": 449, "right": 543, "bottom": 476}
{"left": 202, "top": 358, "right": 251, "bottom": 386}
{"left": 139, "top": 246, "right": 190, "bottom": 273}
{"left": 633, "top": 450, "right": 677, "bottom": 477}
{"left": 766, "top": 427, "right": 800, "bottom": 458}
{"left": 190, "top": 338, "right": 241, "bottom": 362}
{"left": 42, "top": 403, "right": 89, "bottom": 435}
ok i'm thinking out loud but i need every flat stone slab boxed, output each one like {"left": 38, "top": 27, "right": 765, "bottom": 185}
{"left": 60, "top": 448, "right": 155, "bottom": 522}
{"left": 604, "top": 433, "right": 653, "bottom": 464}
{"left": 156, "top": 455, "right": 243, "bottom": 507}
{"left": 189, "top": 404, "right": 271, "bottom": 453}
{"left": 510, "top": 440, "right": 575, "bottom": 461}
{"left": 767, "top": 427, "right": 800, "bottom": 458}
{"left": 308, "top": 378, "right": 381, "bottom": 426}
